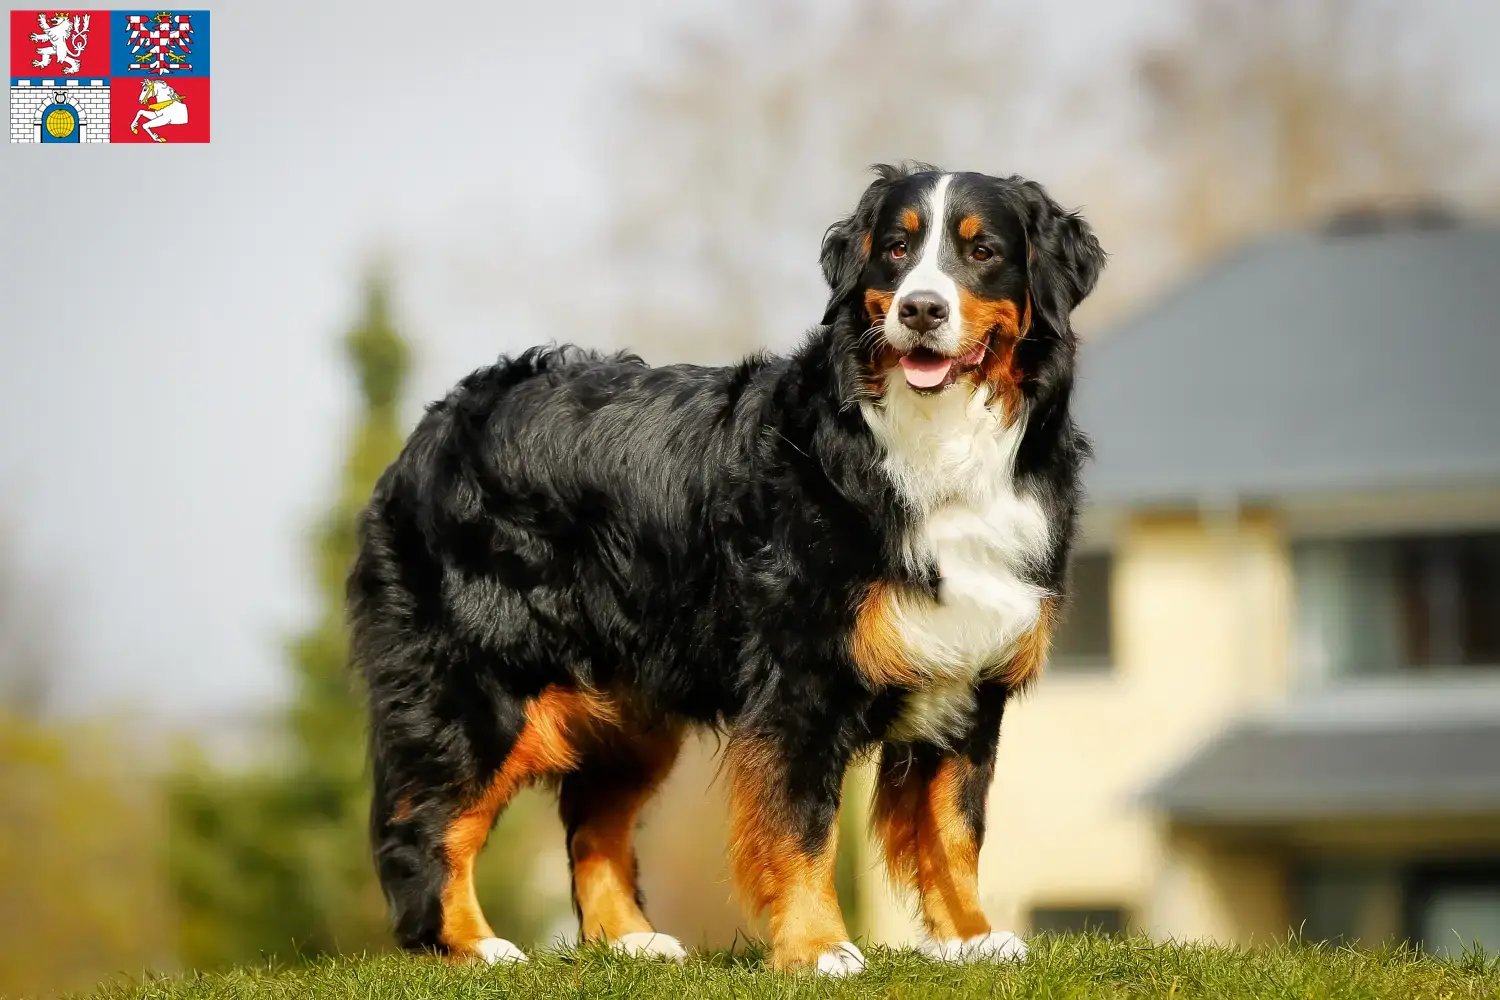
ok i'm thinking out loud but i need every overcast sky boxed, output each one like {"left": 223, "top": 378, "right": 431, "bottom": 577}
{"left": 3, "top": 0, "right": 1498, "bottom": 728}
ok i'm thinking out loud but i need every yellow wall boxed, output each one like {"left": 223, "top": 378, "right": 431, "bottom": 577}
{"left": 865, "top": 508, "right": 1295, "bottom": 946}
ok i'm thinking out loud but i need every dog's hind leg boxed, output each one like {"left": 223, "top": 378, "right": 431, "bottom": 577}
{"left": 371, "top": 685, "right": 616, "bottom": 964}
{"left": 558, "top": 721, "right": 685, "bottom": 959}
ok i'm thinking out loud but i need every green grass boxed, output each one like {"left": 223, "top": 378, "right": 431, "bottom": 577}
{"left": 78, "top": 936, "right": 1500, "bottom": 1000}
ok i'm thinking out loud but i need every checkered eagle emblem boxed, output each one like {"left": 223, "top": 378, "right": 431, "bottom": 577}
{"left": 124, "top": 10, "right": 192, "bottom": 73}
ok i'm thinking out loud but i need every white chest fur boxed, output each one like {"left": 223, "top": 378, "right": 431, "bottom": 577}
{"left": 861, "top": 381, "right": 1051, "bottom": 745}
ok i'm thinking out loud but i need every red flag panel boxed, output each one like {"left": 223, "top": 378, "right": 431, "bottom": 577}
{"left": 10, "top": 10, "right": 111, "bottom": 79}
{"left": 110, "top": 74, "right": 209, "bottom": 143}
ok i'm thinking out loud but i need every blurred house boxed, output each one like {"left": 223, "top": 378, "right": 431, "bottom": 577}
{"left": 866, "top": 209, "right": 1500, "bottom": 956}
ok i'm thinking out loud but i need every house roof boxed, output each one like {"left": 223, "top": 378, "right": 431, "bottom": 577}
{"left": 1145, "top": 716, "right": 1500, "bottom": 824}
{"left": 1074, "top": 220, "right": 1500, "bottom": 508}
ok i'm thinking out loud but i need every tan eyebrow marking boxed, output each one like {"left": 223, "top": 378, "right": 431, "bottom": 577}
{"left": 958, "top": 215, "right": 981, "bottom": 240}
{"left": 901, "top": 208, "right": 920, "bottom": 232}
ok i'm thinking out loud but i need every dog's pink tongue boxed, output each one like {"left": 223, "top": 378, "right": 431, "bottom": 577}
{"left": 899, "top": 353, "right": 953, "bottom": 389}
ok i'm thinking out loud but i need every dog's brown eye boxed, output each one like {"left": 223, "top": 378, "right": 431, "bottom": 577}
{"left": 890, "top": 241, "right": 907, "bottom": 259}
{"left": 972, "top": 246, "right": 994, "bottom": 262}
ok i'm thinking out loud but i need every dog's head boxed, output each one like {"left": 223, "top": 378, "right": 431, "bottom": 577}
{"left": 821, "top": 164, "right": 1105, "bottom": 412}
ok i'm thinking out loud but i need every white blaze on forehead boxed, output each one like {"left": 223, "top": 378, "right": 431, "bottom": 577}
{"left": 887, "top": 174, "right": 962, "bottom": 355}
{"left": 905, "top": 174, "right": 953, "bottom": 286}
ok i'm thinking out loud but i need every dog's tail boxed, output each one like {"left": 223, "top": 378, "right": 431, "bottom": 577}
{"left": 367, "top": 738, "right": 448, "bottom": 951}
{"left": 348, "top": 495, "right": 450, "bottom": 951}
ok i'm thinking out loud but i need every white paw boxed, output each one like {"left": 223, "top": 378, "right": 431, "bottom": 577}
{"left": 815, "top": 940, "right": 867, "bottom": 976}
{"left": 474, "top": 937, "right": 528, "bottom": 964}
{"left": 925, "top": 930, "right": 1027, "bottom": 962}
{"left": 613, "top": 931, "right": 687, "bottom": 961}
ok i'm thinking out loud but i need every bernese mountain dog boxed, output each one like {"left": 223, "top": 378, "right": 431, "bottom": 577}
{"left": 348, "top": 163, "right": 1105, "bottom": 975}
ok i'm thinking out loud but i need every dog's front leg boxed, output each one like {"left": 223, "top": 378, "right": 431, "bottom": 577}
{"left": 725, "top": 729, "right": 863, "bottom": 975}
{"left": 871, "top": 683, "right": 1027, "bottom": 962}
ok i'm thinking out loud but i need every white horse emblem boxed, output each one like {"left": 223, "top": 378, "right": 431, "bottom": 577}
{"left": 131, "top": 79, "right": 189, "bottom": 143}
{"left": 30, "top": 12, "right": 91, "bottom": 75}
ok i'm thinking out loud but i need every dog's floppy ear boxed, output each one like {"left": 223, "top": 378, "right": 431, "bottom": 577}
{"left": 819, "top": 164, "right": 904, "bottom": 325}
{"left": 1018, "top": 179, "right": 1107, "bottom": 333}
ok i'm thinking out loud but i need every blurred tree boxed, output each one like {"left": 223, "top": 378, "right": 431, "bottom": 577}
{"left": 593, "top": 0, "right": 1050, "bottom": 364}
{"left": 0, "top": 716, "right": 172, "bottom": 997}
{"left": 0, "top": 532, "right": 171, "bottom": 997}
{"left": 586, "top": 0, "right": 1498, "bottom": 359}
{"left": 166, "top": 268, "right": 566, "bottom": 968}
{"left": 165, "top": 270, "right": 407, "bottom": 966}
{"left": 1134, "top": 0, "right": 1494, "bottom": 266}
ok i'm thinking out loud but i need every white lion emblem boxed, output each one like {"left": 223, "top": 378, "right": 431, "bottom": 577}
{"left": 30, "top": 12, "right": 91, "bottom": 75}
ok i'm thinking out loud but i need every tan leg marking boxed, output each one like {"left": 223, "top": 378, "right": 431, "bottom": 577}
{"left": 872, "top": 753, "right": 989, "bottom": 941}
{"left": 727, "top": 737, "right": 849, "bottom": 971}
{"left": 440, "top": 686, "right": 618, "bottom": 956}
{"left": 569, "top": 726, "right": 683, "bottom": 942}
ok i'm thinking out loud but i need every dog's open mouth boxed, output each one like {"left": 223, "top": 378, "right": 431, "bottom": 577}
{"left": 896, "top": 342, "right": 988, "bottom": 392}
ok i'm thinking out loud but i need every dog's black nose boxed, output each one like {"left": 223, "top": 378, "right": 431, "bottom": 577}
{"left": 898, "top": 292, "right": 949, "bottom": 333}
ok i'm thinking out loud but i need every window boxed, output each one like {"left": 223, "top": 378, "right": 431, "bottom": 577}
{"left": 1407, "top": 864, "right": 1500, "bottom": 958}
{"left": 1294, "top": 533, "right": 1500, "bottom": 679}
{"left": 1029, "top": 905, "right": 1129, "bottom": 936}
{"left": 1293, "top": 859, "right": 1500, "bottom": 956}
{"left": 1050, "top": 552, "right": 1113, "bottom": 671}
{"left": 1292, "top": 862, "right": 1401, "bottom": 945}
